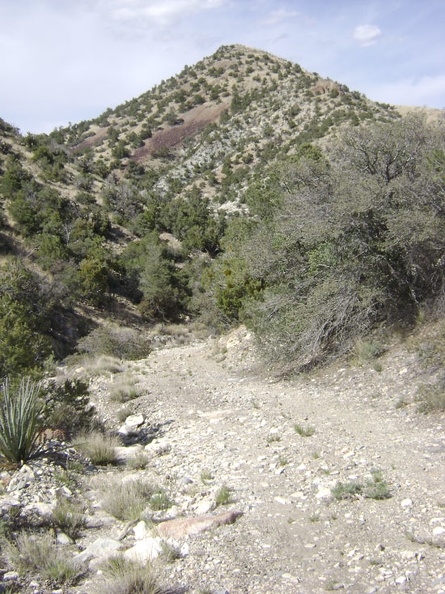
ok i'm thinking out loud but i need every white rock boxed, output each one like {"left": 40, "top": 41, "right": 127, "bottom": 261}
{"left": 134, "top": 520, "right": 152, "bottom": 540}
{"left": 274, "top": 496, "right": 290, "bottom": 505}
{"left": 74, "top": 536, "right": 122, "bottom": 565}
{"left": 115, "top": 444, "right": 144, "bottom": 462}
{"left": 125, "top": 413, "right": 145, "bottom": 428}
{"left": 316, "top": 487, "right": 332, "bottom": 500}
{"left": 401, "top": 498, "right": 413, "bottom": 508}
{"left": 433, "top": 526, "right": 445, "bottom": 536}
{"left": 123, "top": 537, "right": 163, "bottom": 563}
{"left": 3, "top": 571, "right": 19, "bottom": 581}
{"left": 195, "top": 497, "right": 216, "bottom": 515}
{"left": 23, "top": 502, "right": 54, "bottom": 519}
{"left": 56, "top": 531, "right": 73, "bottom": 545}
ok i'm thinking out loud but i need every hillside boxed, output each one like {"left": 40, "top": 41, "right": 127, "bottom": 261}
{"left": 0, "top": 43, "right": 445, "bottom": 593}
{"left": 0, "top": 45, "right": 444, "bottom": 371}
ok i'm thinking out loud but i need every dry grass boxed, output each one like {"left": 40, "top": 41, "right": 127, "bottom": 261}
{"left": 96, "top": 477, "right": 159, "bottom": 521}
{"left": 51, "top": 499, "right": 87, "bottom": 540}
{"left": 6, "top": 532, "right": 83, "bottom": 586}
{"left": 64, "top": 354, "right": 125, "bottom": 377}
{"left": 110, "top": 373, "right": 141, "bottom": 403}
{"left": 73, "top": 431, "right": 120, "bottom": 466}
{"left": 101, "top": 555, "right": 163, "bottom": 594}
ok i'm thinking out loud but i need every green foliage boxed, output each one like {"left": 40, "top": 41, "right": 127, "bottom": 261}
{"left": 331, "top": 471, "right": 391, "bottom": 500}
{"left": 78, "top": 254, "right": 110, "bottom": 306}
{"left": 76, "top": 325, "right": 152, "bottom": 360}
{"left": 42, "top": 379, "right": 97, "bottom": 438}
{"left": 122, "top": 232, "right": 187, "bottom": 321}
{"left": 215, "top": 485, "right": 233, "bottom": 506}
{"left": 98, "top": 478, "right": 159, "bottom": 521}
{"left": 0, "top": 261, "right": 52, "bottom": 378}
{"left": 51, "top": 499, "right": 87, "bottom": 540}
{"left": 240, "top": 115, "right": 445, "bottom": 370}
{"left": 294, "top": 424, "right": 315, "bottom": 437}
{"left": 0, "top": 156, "right": 32, "bottom": 198}
{"left": 331, "top": 481, "right": 363, "bottom": 500}
{"left": 0, "top": 378, "right": 43, "bottom": 463}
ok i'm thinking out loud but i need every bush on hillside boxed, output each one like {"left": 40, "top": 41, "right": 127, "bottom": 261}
{"left": 237, "top": 115, "right": 445, "bottom": 370}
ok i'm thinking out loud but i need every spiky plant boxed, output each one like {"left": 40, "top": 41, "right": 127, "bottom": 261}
{"left": 0, "top": 377, "right": 43, "bottom": 463}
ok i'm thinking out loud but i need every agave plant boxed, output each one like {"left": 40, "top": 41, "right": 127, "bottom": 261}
{"left": 0, "top": 377, "right": 44, "bottom": 463}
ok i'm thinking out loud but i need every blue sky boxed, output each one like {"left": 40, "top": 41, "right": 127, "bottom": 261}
{"left": 0, "top": 0, "right": 444, "bottom": 134}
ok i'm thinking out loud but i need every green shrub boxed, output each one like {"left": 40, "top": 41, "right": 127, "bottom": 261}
{"left": 76, "top": 326, "right": 152, "bottom": 360}
{"left": 416, "top": 383, "right": 445, "bottom": 413}
{"left": 215, "top": 485, "right": 233, "bottom": 507}
{"left": 0, "top": 378, "right": 43, "bottom": 463}
{"left": 294, "top": 424, "right": 315, "bottom": 437}
{"left": 0, "top": 261, "right": 53, "bottom": 377}
{"left": 42, "top": 379, "right": 97, "bottom": 438}
{"left": 331, "top": 481, "right": 363, "bottom": 500}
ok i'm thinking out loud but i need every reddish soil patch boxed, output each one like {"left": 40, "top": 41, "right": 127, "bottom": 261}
{"left": 133, "top": 102, "right": 228, "bottom": 163}
{"left": 75, "top": 127, "right": 109, "bottom": 151}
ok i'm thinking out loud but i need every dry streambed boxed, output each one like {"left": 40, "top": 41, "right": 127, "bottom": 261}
{"left": 1, "top": 328, "right": 445, "bottom": 593}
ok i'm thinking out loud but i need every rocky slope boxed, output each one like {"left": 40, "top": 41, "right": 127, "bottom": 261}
{"left": 1, "top": 326, "right": 444, "bottom": 593}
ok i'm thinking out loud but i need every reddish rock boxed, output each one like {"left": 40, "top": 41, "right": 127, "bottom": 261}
{"left": 157, "top": 510, "right": 243, "bottom": 539}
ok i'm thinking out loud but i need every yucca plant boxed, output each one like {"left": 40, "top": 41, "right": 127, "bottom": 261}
{"left": 0, "top": 377, "right": 43, "bottom": 463}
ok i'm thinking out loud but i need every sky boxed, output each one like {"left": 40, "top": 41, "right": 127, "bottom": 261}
{"left": 0, "top": 0, "right": 444, "bottom": 134}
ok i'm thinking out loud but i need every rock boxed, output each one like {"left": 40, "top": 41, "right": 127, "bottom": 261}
{"left": 7, "top": 465, "right": 35, "bottom": 491}
{"left": 157, "top": 510, "right": 243, "bottom": 539}
{"left": 23, "top": 501, "right": 54, "bottom": 520}
{"left": 125, "top": 414, "right": 145, "bottom": 428}
{"left": 401, "top": 498, "right": 413, "bottom": 508}
{"left": 316, "top": 486, "right": 332, "bottom": 500}
{"left": 433, "top": 526, "right": 445, "bottom": 536}
{"left": 123, "top": 537, "right": 163, "bottom": 563}
{"left": 3, "top": 571, "right": 19, "bottom": 581}
{"left": 144, "top": 437, "right": 171, "bottom": 455}
{"left": 56, "top": 531, "right": 74, "bottom": 545}
{"left": 133, "top": 520, "right": 151, "bottom": 540}
{"left": 115, "top": 444, "right": 144, "bottom": 462}
{"left": 194, "top": 496, "right": 216, "bottom": 515}
{"left": 74, "top": 536, "right": 122, "bottom": 565}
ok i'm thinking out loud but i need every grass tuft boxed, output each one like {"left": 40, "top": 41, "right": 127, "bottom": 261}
{"left": 51, "top": 499, "right": 87, "bottom": 540}
{"left": 98, "top": 478, "right": 159, "bottom": 521}
{"left": 102, "top": 555, "right": 163, "bottom": 594}
{"left": 73, "top": 431, "right": 119, "bottom": 466}
{"left": 215, "top": 485, "right": 233, "bottom": 507}
{"left": 7, "top": 532, "right": 83, "bottom": 586}
{"left": 294, "top": 423, "right": 315, "bottom": 437}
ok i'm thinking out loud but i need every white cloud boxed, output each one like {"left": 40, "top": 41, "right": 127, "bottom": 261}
{"left": 353, "top": 24, "right": 382, "bottom": 47}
